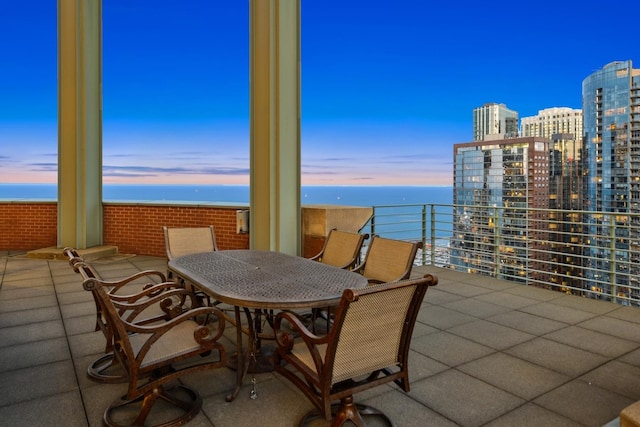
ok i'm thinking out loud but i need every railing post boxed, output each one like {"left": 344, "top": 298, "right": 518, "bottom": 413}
{"left": 370, "top": 206, "right": 376, "bottom": 237}
{"left": 494, "top": 206, "right": 501, "bottom": 279}
{"left": 610, "top": 213, "right": 617, "bottom": 304}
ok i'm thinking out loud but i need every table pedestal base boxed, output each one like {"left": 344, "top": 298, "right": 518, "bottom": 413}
{"left": 227, "top": 345, "right": 275, "bottom": 373}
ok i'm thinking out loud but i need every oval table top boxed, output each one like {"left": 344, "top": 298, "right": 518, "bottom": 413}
{"left": 168, "top": 250, "right": 368, "bottom": 310}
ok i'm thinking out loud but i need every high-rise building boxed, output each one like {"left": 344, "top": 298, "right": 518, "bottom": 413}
{"left": 520, "top": 108, "right": 585, "bottom": 291}
{"left": 520, "top": 107, "right": 583, "bottom": 139}
{"left": 582, "top": 60, "right": 640, "bottom": 303}
{"left": 472, "top": 103, "right": 519, "bottom": 141}
{"left": 451, "top": 137, "right": 550, "bottom": 283}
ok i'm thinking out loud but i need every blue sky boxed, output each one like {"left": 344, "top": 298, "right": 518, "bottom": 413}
{"left": 1, "top": 1, "right": 639, "bottom": 186}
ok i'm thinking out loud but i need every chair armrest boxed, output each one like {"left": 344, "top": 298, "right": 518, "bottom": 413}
{"left": 101, "top": 270, "right": 168, "bottom": 292}
{"left": 274, "top": 310, "right": 329, "bottom": 371}
{"left": 112, "top": 288, "right": 198, "bottom": 323}
{"left": 108, "top": 281, "right": 184, "bottom": 303}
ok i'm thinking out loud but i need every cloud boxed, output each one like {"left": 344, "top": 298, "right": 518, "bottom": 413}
{"left": 102, "top": 164, "right": 249, "bottom": 177}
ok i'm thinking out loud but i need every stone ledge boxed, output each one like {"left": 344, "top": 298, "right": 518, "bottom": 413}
{"left": 26, "top": 245, "right": 119, "bottom": 261}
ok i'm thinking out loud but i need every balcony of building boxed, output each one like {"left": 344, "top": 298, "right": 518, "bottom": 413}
{"left": 2, "top": 225, "right": 640, "bottom": 426}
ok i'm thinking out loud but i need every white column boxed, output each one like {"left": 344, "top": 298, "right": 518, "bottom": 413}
{"left": 249, "top": 0, "right": 301, "bottom": 255}
{"left": 57, "top": 0, "right": 103, "bottom": 249}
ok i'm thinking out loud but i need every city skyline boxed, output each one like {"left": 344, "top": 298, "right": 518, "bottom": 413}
{"left": 1, "top": 1, "right": 639, "bottom": 186}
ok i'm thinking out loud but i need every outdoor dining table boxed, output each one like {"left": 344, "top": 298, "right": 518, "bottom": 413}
{"left": 167, "top": 249, "right": 368, "bottom": 402}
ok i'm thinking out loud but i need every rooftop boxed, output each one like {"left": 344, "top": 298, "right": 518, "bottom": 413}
{"left": 1, "top": 250, "right": 638, "bottom": 426}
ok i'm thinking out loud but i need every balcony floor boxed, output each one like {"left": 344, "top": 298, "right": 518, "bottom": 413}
{"left": 1, "top": 251, "right": 639, "bottom": 426}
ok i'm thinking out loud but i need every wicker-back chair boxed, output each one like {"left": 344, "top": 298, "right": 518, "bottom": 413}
{"left": 310, "top": 228, "right": 369, "bottom": 270}
{"left": 83, "top": 273, "right": 226, "bottom": 427}
{"left": 163, "top": 225, "right": 218, "bottom": 265}
{"left": 274, "top": 274, "right": 437, "bottom": 426}
{"left": 308, "top": 229, "right": 369, "bottom": 331}
{"left": 355, "top": 235, "right": 423, "bottom": 284}
{"left": 163, "top": 225, "right": 219, "bottom": 305}
{"left": 63, "top": 247, "right": 183, "bottom": 383}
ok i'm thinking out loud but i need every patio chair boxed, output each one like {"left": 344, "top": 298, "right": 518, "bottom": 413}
{"left": 82, "top": 274, "right": 226, "bottom": 427}
{"left": 63, "top": 248, "right": 187, "bottom": 383}
{"left": 309, "top": 229, "right": 369, "bottom": 331}
{"left": 163, "top": 225, "right": 218, "bottom": 305}
{"left": 355, "top": 235, "right": 423, "bottom": 284}
{"left": 309, "top": 228, "right": 369, "bottom": 270}
{"left": 273, "top": 274, "right": 438, "bottom": 426}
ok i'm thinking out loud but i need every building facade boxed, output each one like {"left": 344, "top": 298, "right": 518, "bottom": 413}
{"left": 582, "top": 60, "right": 640, "bottom": 304}
{"left": 451, "top": 137, "right": 550, "bottom": 284}
{"left": 520, "top": 107, "right": 583, "bottom": 139}
{"left": 517, "top": 108, "right": 585, "bottom": 290}
{"left": 472, "top": 103, "right": 519, "bottom": 141}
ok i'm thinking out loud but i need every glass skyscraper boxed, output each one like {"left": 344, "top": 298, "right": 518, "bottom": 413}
{"left": 582, "top": 60, "right": 640, "bottom": 302}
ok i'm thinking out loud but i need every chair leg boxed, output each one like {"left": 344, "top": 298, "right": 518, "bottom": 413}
{"left": 104, "top": 384, "right": 202, "bottom": 427}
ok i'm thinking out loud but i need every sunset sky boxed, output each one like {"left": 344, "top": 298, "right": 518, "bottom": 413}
{"left": 1, "top": 1, "right": 639, "bottom": 186}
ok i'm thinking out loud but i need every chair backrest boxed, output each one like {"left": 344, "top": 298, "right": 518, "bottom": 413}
{"left": 327, "top": 275, "right": 436, "bottom": 385}
{"left": 360, "top": 236, "right": 422, "bottom": 283}
{"left": 163, "top": 225, "right": 218, "bottom": 260}
{"left": 317, "top": 229, "right": 368, "bottom": 270}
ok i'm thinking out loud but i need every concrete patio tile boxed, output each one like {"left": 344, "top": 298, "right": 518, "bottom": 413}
{"left": 0, "top": 285, "right": 54, "bottom": 300}
{"left": 422, "top": 287, "right": 465, "bottom": 305}
{"left": 67, "top": 330, "right": 108, "bottom": 358}
{"left": 0, "top": 305, "right": 60, "bottom": 328}
{"left": 458, "top": 352, "right": 571, "bottom": 400}
{"left": 64, "top": 313, "right": 98, "bottom": 336}
{"left": 80, "top": 381, "right": 131, "bottom": 427}
{"left": 365, "top": 388, "right": 459, "bottom": 426}
{"left": 486, "top": 310, "right": 568, "bottom": 336}
{"left": 579, "top": 360, "right": 640, "bottom": 401}
{"left": 443, "top": 297, "right": 512, "bottom": 318}
{"left": 59, "top": 300, "right": 96, "bottom": 319}
{"left": 578, "top": 316, "right": 640, "bottom": 343}
{"left": 505, "top": 337, "right": 608, "bottom": 377}
{"left": 448, "top": 319, "right": 535, "bottom": 350}
{"left": 534, "top": 380, "right": 634, "bottom": 426}
{"left": 484, "top": 403, "right": 584, "bottom": 427}
{"left": 619, "top": 347, "right": 640, "bottom": 368}
{"left": 410, "top": 369, "right": 524, "bottom": 427}
{"left": 203, "top": 375, "right": 309, "bottom": 427}
{"left": 407, "top": 349, "right": 450, "bottom": 381}
{"left": 474, "top": 291, "right": 540, "bottom": 310}
{"left": 519, "top": 301, "right": 599, "bottom": 324}
{"left": 0, "top": 390, "right": 88, "bottom": 427}
{"left": 543, "top": 325, "right": 638, "bottom": 357}
{"left": 57, "top": 289, "right": 93, "bottom": 305}
{"left": 0, "top": 337, "right": 70, "bottom": 373}
{"left": 549, "top": 293, "right": 621, "bottom": 315}
{"left": 434, "top": 281, "right": 494, "bottom": 298}
{"left": 608, "top": 306, "right": 640, "bottom": 324}
{"left": 506, "top": 285, "right": 565, "bottom": 302}
{"left": 0, "top": 319, "right": 65, "bottom": 348}
{"left": 0, "top": 294, "right": 58, "bottom": 313}
{"left": 418, "top": 304, "right": 477, "bottom": 330}
{"left": 0, "top": 360, "right": 78, "bottom": 406}
{"left": 411, "top": 319, "right": 439, "bottom": 338}
{"left": 411, "top": 330, "right": 495, "bottom": 367}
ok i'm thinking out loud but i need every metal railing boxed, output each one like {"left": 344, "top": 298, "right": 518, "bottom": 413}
{"left": 364, "top": 203, "right": 640, "bottom": 307}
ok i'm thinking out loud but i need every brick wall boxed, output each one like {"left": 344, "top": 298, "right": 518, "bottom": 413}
{"left": 0, "top": 202, "right": 58, "bottom": 249}
{"left": 0, "top": 202, "right": 250, "bottom": 255}
{"left": 103, "top": 203, "right": 250, "bottom": 256}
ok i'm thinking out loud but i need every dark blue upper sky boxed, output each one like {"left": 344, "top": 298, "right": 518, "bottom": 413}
{"left": 1, "top": 1, "right": 638, "bottom": 185}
